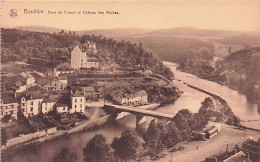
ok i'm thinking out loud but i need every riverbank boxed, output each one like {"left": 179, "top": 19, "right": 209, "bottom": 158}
{"left": 1, "top": 113, "right": 112, "bottom": 151}
{"left": 1, "top": 103, "right": 160, "bottom": 152}
{"left": 179, "top": 66, "right": 260, "bottom": 114}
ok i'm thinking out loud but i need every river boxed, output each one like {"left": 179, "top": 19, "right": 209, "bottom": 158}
{"left": 3, "top": 62, "right": 260, "bottom": 162}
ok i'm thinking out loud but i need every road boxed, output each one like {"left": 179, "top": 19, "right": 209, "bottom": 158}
{"left": 105, "top": 103, "right": 173, "bottom": 118}
{"left": 144, "top": 123, "right": 260, "bottom": 162}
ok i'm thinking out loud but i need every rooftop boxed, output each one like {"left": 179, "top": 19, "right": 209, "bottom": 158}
{"left": 56, "top": 103, "right": 68, "bottom": 107}
{"left": 1, "top": 92, "right": 18, "bottom": 104}
{"left": 72, "top": 90, "right": 84, "bottom": 97}
{"left": 30, "top": 72, "right": 42, "bottom": 79}
{"left": 37, "top": 77, "right": 52, "bottom": 86}
{"left": 23, "top": 90, "right": 43, "bottom": 100}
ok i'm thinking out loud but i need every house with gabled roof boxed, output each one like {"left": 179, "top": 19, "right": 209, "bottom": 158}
{"left": 70, "top": 89, "right": 85, "bottom": 114}
{"left": 113, "top": 90, "right": 148, "bottom": 106}
{"left": 56, "top": 103, "right": 69, "bottom": 114}
{"left": 51, "top": 76, "right": 68, "bottom": 92}
{"left": 41, "top": 96, "right": 56, "bottom": 114}
{"left": 0, "top": 92, "right": 19, "bottom": 121}
{"left": 20, "top": 90, "right": 43, "bottom": 117}
{"left": 82, "top": 86, "right": 98, "bottom": 100}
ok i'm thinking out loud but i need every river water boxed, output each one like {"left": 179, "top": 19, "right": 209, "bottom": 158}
{"left": 4, "top": 62, "right": 260, "bottom": 162}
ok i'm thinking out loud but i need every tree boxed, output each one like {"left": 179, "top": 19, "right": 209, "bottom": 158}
{"left": 111, "top": 128, "right": 140, "bottom": 161}
{"left": 53, "top": 147, "right": 78, "bottom": 162}
{"left": 144, "top": 119, "right": 164, "bottom": 156}
{"left": 83, "top": 134, "right": 113, "bottom": 162}
{"left": 173, "top": 109, "right": 193, "bottom": 140}
{"left": 2, "top": 114, "right": 12, "bottom": 123}
{"left": 163, "top": 122, "right": 181, "bottom": 148}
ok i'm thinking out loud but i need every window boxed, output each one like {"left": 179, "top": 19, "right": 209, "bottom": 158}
{"left": 80, "top": 99, "right": 82, "bottom": 102}
{"left": 80, "top": 109, "right": 82, "bottom": 112}
{"left": 80, "top": 104, "right": 82, "bottom": 108}
{"left": 30, "top": 101, "right": 33, "bottom": 105}
{"left": 75, "top": 105, "right": 77, "bottom": 108}
{"left": 10, "top": 110, "right": 13, "bottom": 114}
{"left": 46, "top": 107, "right": 47, "bottom": 110}
{"left": 75, "top": 99, "right": 77, "bottom": 103}
{"left": 63, "top": 107, "right": 65, "bottom": 110}
{"left": 30, "top": 107, "right": 33, "bottom": 111}
{"left": 22, "top": 103, "right": 25, "bottom": 107}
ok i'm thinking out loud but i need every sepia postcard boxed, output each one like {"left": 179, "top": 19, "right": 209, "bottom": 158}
{"left": 1, "top": 0, "right": 260, "bottom": 162}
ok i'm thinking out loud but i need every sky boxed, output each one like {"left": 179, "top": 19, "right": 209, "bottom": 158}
{"left": 2, "top": 0, "right": 260, "bottom": 32}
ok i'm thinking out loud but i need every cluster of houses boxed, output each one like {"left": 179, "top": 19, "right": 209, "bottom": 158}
{"left": 1, "top": 42, "right": 149, "bottom": 122}
{"left": 1, "top": 71, "right": 103, "bottom": 121}
{"left": 1, "top": 42, "right": 102, "bottom": 122}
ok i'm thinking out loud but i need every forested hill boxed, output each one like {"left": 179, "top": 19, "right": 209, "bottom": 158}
{"left": 219, "top": 46, "right": 260, "bottom": 108}
{"left": 1, "top": 28, "right": 174, "bottom": 79}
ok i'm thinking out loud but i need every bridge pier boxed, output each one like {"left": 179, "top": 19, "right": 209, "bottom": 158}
{"left": 135, "top": 115, "right": 143, "bottom": 129}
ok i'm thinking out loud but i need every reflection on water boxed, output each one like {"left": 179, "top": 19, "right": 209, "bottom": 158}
{"left": 4, "top": 62, "right": 260, "bottom": 162}
{"left": 164, "top": 61, "right": 259, "bottom": 121}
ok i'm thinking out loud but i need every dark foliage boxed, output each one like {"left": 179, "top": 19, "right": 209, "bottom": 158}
{"left": 2, "top": 28, "right": 174, "bottom": 79}
{"left": 83, "top": 134, "right": 113, "bottom": 162}
{"left": 111, "top": 128, "right": 140, "bottom": 161}
{"left": 53, "top": 147, "right": 78, "bottom": 162}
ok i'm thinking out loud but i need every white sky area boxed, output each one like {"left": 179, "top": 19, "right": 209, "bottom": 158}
{"left": 2, "top": 0, "right": 260, "bottom": 32}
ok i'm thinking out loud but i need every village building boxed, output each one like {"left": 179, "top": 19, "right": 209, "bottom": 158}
{"left": 241, "top": 138, "right": 260, "bottom": 161}
{"left": 223, "top": 151, "right": 251, "bottom": 162}
{"left": 29, "top": 72, "right": 43, "bottom": 79}
{"left": 0, "top": 92, "right": 19, "bottom": 121}
{"left": 37, "top": 77, "right": 52, "bottom": 91}
{"left": 82, "top": 86, "right": 99, "bottom": 100}
{"left": 51, "top": 76, "right": 68, "bottom": 91}
{"left": 20, "top": 72, "right": 36, "bottom": 86}
{"left": 8, "top": 73, "right": 36, "bottom": 93}
{"left": 71, "top": 45, "right": 99, "bottom": 70}
{"left": 54, "top": 63, "right": 74, "bottom": 76}
{"left": 113, "top": 90, "right": 148, "bottom": 106}
{"left": 41, "top": 97, "right": 56, "bottom": 114}
{"left": 20, "top": 91, "right": 43, "bottom": 117}
{"left": 56, "top": 103, "right": 69, "bottom": 114}
{"left": 70, "top": 90, "right": 85, "bottom": 114}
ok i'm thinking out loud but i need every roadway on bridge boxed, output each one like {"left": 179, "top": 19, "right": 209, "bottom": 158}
{"left": 105, "top": 103, "right": 175, "bottom": 119}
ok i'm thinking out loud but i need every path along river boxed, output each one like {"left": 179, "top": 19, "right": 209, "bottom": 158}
{"left": 4, "top": 62, "right": 259, "bottom": 162}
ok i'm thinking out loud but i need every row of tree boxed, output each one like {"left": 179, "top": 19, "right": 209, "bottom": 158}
{"left": 53, "top": 98, "right": 214, "bottom": 162}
